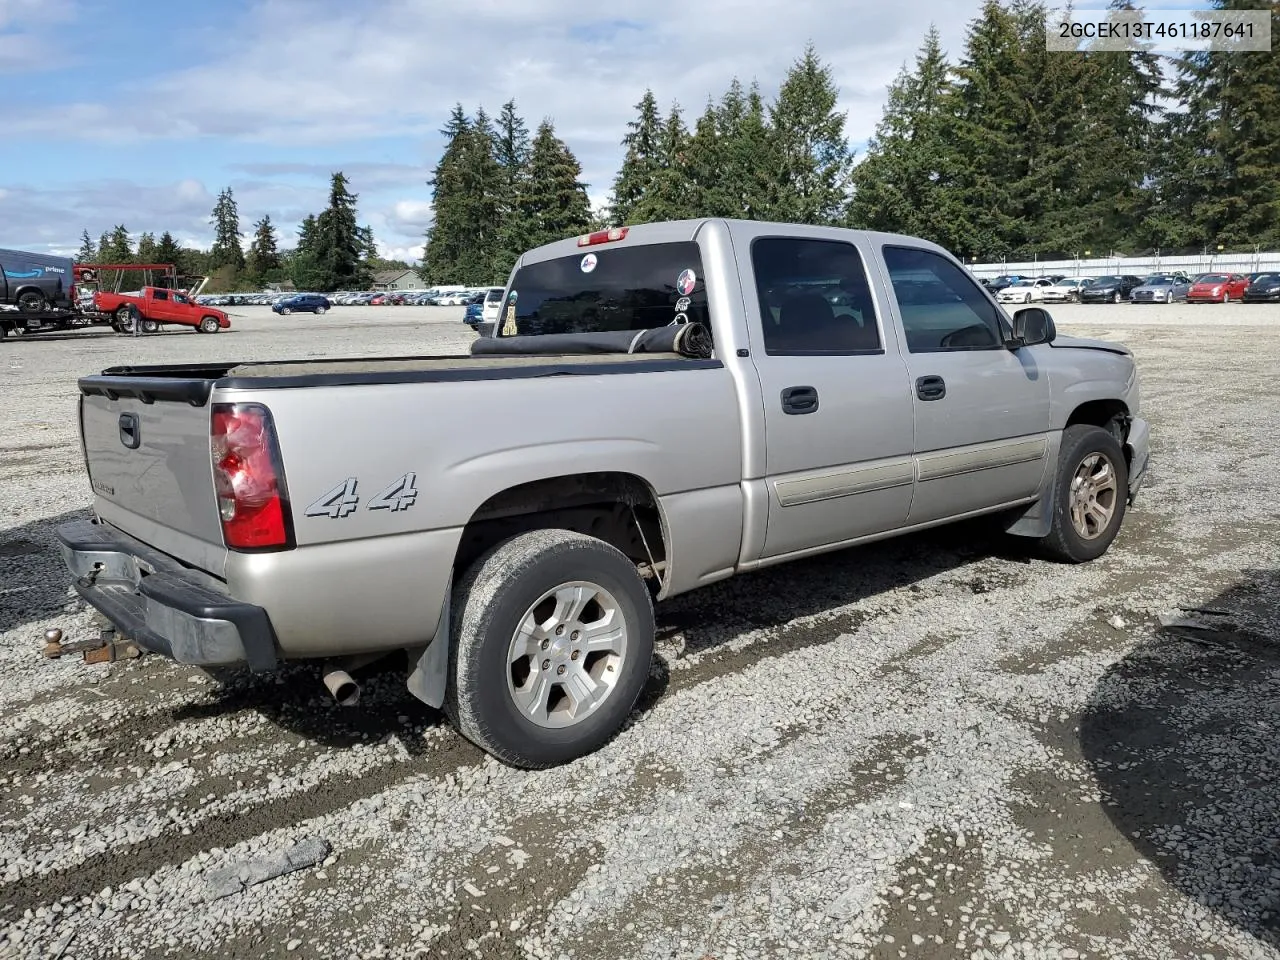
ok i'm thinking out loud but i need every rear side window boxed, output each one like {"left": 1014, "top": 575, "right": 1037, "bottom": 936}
{"left": 751, "top": 237, "right": 881, "bottom": 355}
{"left": 503, "top": 241, "right": 707, "bottom": 337}
{"left": 882, "top": 246, "right": 1005, "bottom": 353}
{"left": 153, "top": 290, "right": 169, "bottom": 301}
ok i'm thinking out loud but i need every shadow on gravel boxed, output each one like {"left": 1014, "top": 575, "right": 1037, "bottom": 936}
{"left": 648, "top": 515, "right": 1029, "bottom": 689}
{"left": 179, "top": 655, "right": 447, "bottom": 752}
{"left": 0, "top": 508, "right": 92, "bottom": 635}
{"left": 1081, "top": 569, "right": 1280, "bottom": 948}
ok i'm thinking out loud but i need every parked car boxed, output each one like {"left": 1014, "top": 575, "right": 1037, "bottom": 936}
{"left": 93, "top": 286, "right": 229, "bottom": 333}
{"left": 996, "top": 278, "right": 1054, "bottom": 304}
{"left": 0, "top": 248, "right": 75, "bottom": 313}
{"left": 982, "top": 275, "right": 1022, "bottom": 293}
{"left": 272, "top": 294, "right": 332, "bottom": 316}
{"left": 1242, "top": 272, "right": 1280, "bottom": 302}
{"left": 1187, "top": 272, "right": 1250, "bottom": 303}
{"left": 481, "top": 286, "right": 505, "bottom": 325}
{"left": 1129, "top": 274, "right": 1192, "bottom": 304}
{"left": 462, "top": 290, "right": 487, "bottom": 326}
{"left": 1079, "top": 275, "right": 1144, "bottom": 304}
{"left": 57, "top": 219, "right": 1149, "bottom": 769}
{"left": 1041, "top": 277, "right": 1095, "bottom": 303}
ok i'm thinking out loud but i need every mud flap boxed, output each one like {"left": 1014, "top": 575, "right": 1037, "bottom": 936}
{"left": 406, "top": 585, "right": 450, "bottom": 709}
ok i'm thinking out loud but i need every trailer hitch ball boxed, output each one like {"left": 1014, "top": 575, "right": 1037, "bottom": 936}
{"left": 43, "top": 628, "right": 65, "bottom": 659}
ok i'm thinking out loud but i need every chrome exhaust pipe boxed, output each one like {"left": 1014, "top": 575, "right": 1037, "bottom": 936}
{"left": 322, "top": 668, "right": 360, "bottom": 706}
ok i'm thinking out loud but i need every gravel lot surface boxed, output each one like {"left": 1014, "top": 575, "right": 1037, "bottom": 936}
{"left": 2, "top": 302, "right": 1279, "bottom": 960}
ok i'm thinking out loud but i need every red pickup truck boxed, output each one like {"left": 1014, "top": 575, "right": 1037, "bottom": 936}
{"left": 94, "top": 287, "right": 230, "bottom": 333}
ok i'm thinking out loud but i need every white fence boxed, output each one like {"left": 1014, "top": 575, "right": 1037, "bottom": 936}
{"left": 969, "top": 252, "right": 1280, "bottom": 280}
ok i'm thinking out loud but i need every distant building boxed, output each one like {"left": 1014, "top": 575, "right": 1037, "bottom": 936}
{"left": 265, "top": 280, "right": 296, "bottom": 293}
{"left": 371, "top": 269, "right": 424, "bottom": 291}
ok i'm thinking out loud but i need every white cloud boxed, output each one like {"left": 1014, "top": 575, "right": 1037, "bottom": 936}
{"left": 2, "top": 0, "right": 982, "bottom": 255}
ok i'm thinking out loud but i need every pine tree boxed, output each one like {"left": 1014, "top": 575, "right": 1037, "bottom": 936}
{"left": 941, "top": 0, "right": 1026, "bottom": 259}
{"left": 847, "top": 27, "right": 960, "bottom": 246}
{"left": 493, "top": 99, "right": 533, "bottom": 277}
{"left": 730, "top": 83, "right": 784, "bottom": 220}
{"left": 136, "top": 232, "right": 158, "bottom": 263}
{"left": 292, "top": 215, "right": 321, "bottom": 288}
{"left": 76, "top": 230, "right": 96, "bottom": 263}
{"left": 684, "top": 100, "right": 729, "bottom": 217}
{"left": 769, "top": 44, "right": 854, "bottom": 225}
{"left": 504, "top": 120, "right": 593, "bottom": 252}
{"left": 155, "top": 231, "right": 182, "bottom": 266}
{"left": 609, "top": 90, "right": 663, "bottom": 225}
{"left": 424, "top": 104, "right": 473, "bottom": 284}
{"left": 1164, "top": 0, "right": 1280, "bottom": 248}
{"left": 208, "top": 188, "right": 245, "bottom": 271}
{"left": 98, "top": 226, "right": 134, "bottom": 292}
{"left": 246, "top": 215, "right": 283, "bottom": 281}
{"left": 461, "top": 106, "right": 505, "bottom": 283}
{"left": 311, "top": 172, "right": 371, "bottom": 291}
{"left": 630, "top": 103, "right": 691, "bottom": 223}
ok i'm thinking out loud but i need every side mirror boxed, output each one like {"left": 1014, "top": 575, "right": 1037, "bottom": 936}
{"left": 1011, "top": 307, "right": 1056, "bottom": 347}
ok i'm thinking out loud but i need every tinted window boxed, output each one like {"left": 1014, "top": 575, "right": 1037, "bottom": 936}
{"left": 485, "top": 288, "right": 504, "bottom": 303}
{"left": 750, "top": 237, "right": 880, "bottom": 354}
{"left": 504, "top": 241, "right": 707, "bottom": 337}
{"left": 882, "top": 246, "right": 1005, "bottom": 353}
{"left": 153, "top": 290, "right": 168, "bottom": 301}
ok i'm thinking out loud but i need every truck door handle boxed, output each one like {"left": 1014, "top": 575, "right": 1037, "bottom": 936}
{"left": 781, "top": 385, "right": 819, "bottom": 415}
{"left": 915, "top": 376, "right": 946, "bottom": 401}
{"left": 118, "top": 413, "right": 140, "bottom": 448}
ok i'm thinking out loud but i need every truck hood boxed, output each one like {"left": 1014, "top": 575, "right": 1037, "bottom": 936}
{"left": 1050, "top": 334, "right": 1131, "bottom": 357}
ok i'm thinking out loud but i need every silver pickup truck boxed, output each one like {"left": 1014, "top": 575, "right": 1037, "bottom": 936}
{"left": 56, "top": 219, "right": 1150, "bottom": 768}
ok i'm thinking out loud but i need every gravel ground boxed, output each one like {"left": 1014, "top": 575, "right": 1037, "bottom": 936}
{"left": 2, "top": 302, "right": 1279, "bottom": 960}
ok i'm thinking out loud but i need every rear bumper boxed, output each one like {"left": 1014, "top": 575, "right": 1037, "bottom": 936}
{"left": 56, "top": 518, "right": 277, "bottom": 671}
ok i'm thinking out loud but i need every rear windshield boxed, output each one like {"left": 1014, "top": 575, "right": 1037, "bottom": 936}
{"left": 485, "top": 288, "right": 504, "bottom": 303}
{"left": 502, "top": 241, "right": 708, "bottom": 337}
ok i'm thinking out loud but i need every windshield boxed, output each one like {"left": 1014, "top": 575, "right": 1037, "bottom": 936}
{"left": 1198, "top": 274, "right": 1229, "bottom": 283}
{"left": 1010, "top": 280, "right": 1034, "bottom": 287}
{"left": 502, "top": 241, "right": 708, "bottom": 337}
{"left": 1093, "top": 276, "right": 1121, "bottom": 285}
{"left": 1252, "top": 273, "right": 1280, "bottom": 283}
{"left": 1143, "top": 276, "right": 1176, "bottom": 285}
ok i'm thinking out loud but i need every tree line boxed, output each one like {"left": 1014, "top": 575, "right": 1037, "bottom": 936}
{"left": 76, "top": 174, "right": 410, "bottom": 293}
{"left": 426, "top": 0, "right": 1279, "bottom": 272}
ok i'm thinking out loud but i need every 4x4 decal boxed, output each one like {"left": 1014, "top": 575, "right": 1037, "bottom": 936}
{"left": 304, "top": 473, "right": 418, "bottom": 517}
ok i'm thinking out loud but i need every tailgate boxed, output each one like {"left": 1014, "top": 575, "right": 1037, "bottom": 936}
{"left": 80, "top": 384, "right": 227, "bottom": 574}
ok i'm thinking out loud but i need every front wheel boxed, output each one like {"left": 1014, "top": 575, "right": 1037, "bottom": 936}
{"left": 446, "top": 529, "right": 655, "bottom": 769}
{"left": 1038, "top": 424, "right": 1129, "bottom": 563}
{"left": 1113, "top": 291, "right": 1122, "bottom": 304}
{"left": 199, "top": 316, "right": 220, "bottom": 334}
{"left": 1222, "top": 292, "right": 1231, "bottom": 303}
{"left": 114, "top": 307, "right": 135, "bottom": 332}
{"left": 281, "top": 307, "right": 292, "bottom": 315}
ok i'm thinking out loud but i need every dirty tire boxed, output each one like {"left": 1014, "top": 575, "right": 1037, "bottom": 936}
{"left": 446, "top": 529, "right": 655, "bottom": 769}
{"left": 1039, "top": 424, "right": 1129, "bottom": 563}
{"left": 16, "top": 291, "right": 46, "bottom": 313}
{"left": 199, "top": 316, "right": 220, "bottom": 334}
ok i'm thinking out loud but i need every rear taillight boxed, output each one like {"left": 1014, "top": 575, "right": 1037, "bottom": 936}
{"left": 576, "top": 227, "right": 628, "bottom": 246}
{"left": 210, "top": 403, "right": 292, "bottom": 550}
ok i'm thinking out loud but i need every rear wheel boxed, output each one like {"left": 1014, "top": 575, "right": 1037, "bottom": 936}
{"left": 17, "top": 291, "right": 47, "bottom": 313}
{"left": 446, "top": 529, "right": 655, "bottom": 769}
{"left": 314, "top": 305, "right": 327, "bottom": 315}
{"left": 140, "top": 318, "right": 159, "bottom": 333}
{"left": 199, "top": 316, "right": 220, "bottom": 334}
{"left": 1038, "top": 425, "right": 1129, "bottom": 563}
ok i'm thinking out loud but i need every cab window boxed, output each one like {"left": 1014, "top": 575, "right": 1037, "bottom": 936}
{"left": 882, "top": 246, "right": 1005, "bottom": 352}
{"left": 750, "top": 237, "right": 881, "bottom": 355}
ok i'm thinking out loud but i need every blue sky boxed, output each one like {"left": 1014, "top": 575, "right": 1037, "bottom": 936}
{"left": 1, "top": 0, "right": 988, "bottom": 262}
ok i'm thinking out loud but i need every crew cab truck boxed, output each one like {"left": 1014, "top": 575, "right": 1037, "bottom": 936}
{"left": 93, "top": 286, "right": 230, "bottom": 333}
{"left": 56, "top": 219, "right": 1150, "bottom": 769}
